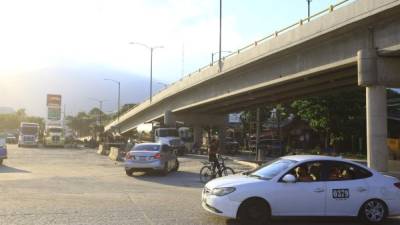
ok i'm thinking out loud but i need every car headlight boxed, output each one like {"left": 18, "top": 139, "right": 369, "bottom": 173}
{"left": 210, "top": 187, "right": 236, "bottom": 196}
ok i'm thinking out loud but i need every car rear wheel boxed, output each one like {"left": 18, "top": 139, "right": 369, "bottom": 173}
{"left": 359, "top": 199, "right": 387, "bottom": 224}
{"left": 237, "top": 198, "right": 270, "bottom": 225}
{"left": 125, "top": 169, "right": 135, "bottom": 176}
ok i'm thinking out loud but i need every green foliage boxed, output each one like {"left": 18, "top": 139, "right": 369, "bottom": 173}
{"left": 0, "top": 109, "right": 45, "bottom": 133}
{"left": 65, "top": 107, "right": 110, "bottom": 137}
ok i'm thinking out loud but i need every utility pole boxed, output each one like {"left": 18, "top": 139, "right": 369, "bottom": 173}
{"left": 256, "top": 107, "right": 261, "bottom": 161}
{"left": 218, "top": 0, "right": 222, "bottom": 71}
{"left": 307, "top": 0, "right": 312, "bottom": 21}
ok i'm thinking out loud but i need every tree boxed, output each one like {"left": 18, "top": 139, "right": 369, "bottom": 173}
{"left": 291, "top": 88, "right": 366, "bottom": 152}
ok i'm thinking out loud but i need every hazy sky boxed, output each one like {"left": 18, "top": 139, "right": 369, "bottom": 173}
{"left": 0, "top": 0, "right": 353, "bottom": 116}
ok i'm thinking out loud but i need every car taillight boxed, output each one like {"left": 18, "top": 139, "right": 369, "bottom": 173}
{"left": 395, "top": 183, "right": 400, "bottom": 189}
{"left": 154, "top": 153, "right": 161, "bottom": 159}
{"left": 125, "top": 152, "right": 133, "bottom": 160}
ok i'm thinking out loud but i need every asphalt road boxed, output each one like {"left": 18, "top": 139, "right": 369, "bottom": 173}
{"left": 0, "top": 145, "right": 399, "bottom": 225}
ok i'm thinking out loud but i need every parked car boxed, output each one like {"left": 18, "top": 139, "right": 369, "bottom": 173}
{"left": 6, "top": 134, "right": 17, "bottom": 144}
{"left": 224, "top": 137, "right": 240, "bottom": 155}
{"left": 0, "top": 136, "right": 7, "bottom": 165}
{"left": 202, "top": 155, "right": 400, "bottom": 225}
{"left": 249, "top": 137, "right": 282, "bottom": 156}
{"left": 124, "top": 143, "right": 179, "bottom": 176}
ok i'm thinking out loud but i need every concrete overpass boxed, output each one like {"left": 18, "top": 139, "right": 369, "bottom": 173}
{"left": 105, "top": 0, "right": 400, "bottom": 171}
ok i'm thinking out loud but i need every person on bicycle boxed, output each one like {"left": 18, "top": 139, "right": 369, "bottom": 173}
{"left": 209, "top": 138, "right": 222, "bottom": 177}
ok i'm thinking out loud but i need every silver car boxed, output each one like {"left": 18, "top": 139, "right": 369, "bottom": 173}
{"left": 124, "top": 143, "right": 179, "bottom": 176}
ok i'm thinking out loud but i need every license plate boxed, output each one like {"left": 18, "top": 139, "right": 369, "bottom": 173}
{"left": 138, "top": 156, "right": 147, "bottom": 161}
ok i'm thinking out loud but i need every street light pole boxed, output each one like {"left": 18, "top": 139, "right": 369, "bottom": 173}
{"left": 218, "top": 0, "right": 222, "bottom": 71}
{"left": 129, "top": 42, "right": 163, "bottom": 103}
{"left": 88, "top": 97, "right": 107, "bottom": 126}
{"left": 104, "top": 79, "right": 121, "bottom": 122}
{"left": 307, "top": 0, "right": 312, "bottom": 22}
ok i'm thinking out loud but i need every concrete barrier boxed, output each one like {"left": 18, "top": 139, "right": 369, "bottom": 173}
{"left": 109, "top": 147, "right": 120, "bottom": 161}
{"left": 97, "top": 144, "right": 109, "bottom": 155}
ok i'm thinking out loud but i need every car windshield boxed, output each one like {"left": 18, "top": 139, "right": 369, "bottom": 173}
{"left": 21, "top": 126, "right": 38, "bottom": 135}
{"left": 249, "top": 159, "right": 296, "bottom": 180}
{"left": 133, "top": 145, "right": 160, "bottom": 151}
{"left": 159, "top": 129, "right": 179, "bottom": 137}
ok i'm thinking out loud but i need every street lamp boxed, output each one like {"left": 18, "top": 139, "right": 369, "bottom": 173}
{"left": 218, "top": 0, "right": 223, "bottom": 71}
{"left": 88, "top": 97, "right": 107, "bottom": 126}
{"left": 104, "top": 78, "right": 121, "bottom": 122}
{"left": 307, "top": 0, "right": 312, "bottom": 22}
{"left": 211, "top": 51, "right": 232, "bottom": 65}
{"left": 129, "top": 42, "right": 163, "bottom": 103}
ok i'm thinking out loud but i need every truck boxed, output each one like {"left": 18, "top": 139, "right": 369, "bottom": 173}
{"left": 137, "top": 123, "right": 187, "bottom": 155}
{"left": 18, "top": 122, "right": 40, "bottom": 147}
{"left": 43, "top": 123, "right": 65, "bottom": 148}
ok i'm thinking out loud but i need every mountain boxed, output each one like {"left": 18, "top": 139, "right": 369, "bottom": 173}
{"left": 0, "top": 107, "right": 15, "bottom": 114}
{"left": 0, "top": 64, "right": 165, "bottom": 117}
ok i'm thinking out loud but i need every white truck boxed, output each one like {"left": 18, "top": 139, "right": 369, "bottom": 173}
{"left": 18, "top": 122, "right": 40, "bottom": 147}
{"left": 44, "top": 124, "right": 65, "bottom": 148}
{"left": 137, "top": 124, "right": 187, "bottom": 155}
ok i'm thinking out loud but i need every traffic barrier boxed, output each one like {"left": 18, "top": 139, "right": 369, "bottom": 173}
{"left": 97, "top": 144, "right": 108, "bottom": 155}
{"left": 109, "top": 147, "right": 120, "bottom": 161}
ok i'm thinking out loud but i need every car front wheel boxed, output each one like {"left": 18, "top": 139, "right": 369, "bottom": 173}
{"left": 359, "top": 199, "right": 387, "bottom": 224}
{"left": 125, "top": 169, "right": 135, "bottom": 176}
{"left": 237, "top": 198, "right": 270, "bottom": 225}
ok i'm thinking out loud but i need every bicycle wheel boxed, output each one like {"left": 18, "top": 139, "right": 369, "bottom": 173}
{"left": 200, "top": 166, "right": 213, "bottom": 183}
{"left": 222, "top": 167, "right": 235, "bottom": 176}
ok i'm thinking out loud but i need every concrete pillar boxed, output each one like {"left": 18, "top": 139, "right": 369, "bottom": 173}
{"left": 193, "top": 125, "right": 203, "bottom": 153}
{"left": 164, "top": 110, "right": 175, "bottom": 127}
{"left": 366, "top": 86, "right": 388, "bottom": 172}
{"left": 218, "top": 127, "right": 226, "bottom": 153}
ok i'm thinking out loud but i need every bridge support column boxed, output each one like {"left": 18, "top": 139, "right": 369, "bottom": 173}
{"left": 366, "top": 86, "right": 388, "bottom": 172}
{"left": 358, "top": 49, "right": 388, "bottom": 172}
{"left": 193, "top": 125, "right": 203, "bottom": 153}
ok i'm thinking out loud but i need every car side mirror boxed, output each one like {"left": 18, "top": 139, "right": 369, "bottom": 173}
{"left": 282, "top": 174, "right": 296, "bottom": 183}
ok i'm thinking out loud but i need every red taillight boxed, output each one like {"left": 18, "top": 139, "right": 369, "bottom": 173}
{"left": 395, "top": 182, "right": 400, "bottom": 189}
{"left": 154, "top": 153, "right": 161, "bottom": 159}
{"left": 125, "top": 152, "right": 133, "bottom": 160}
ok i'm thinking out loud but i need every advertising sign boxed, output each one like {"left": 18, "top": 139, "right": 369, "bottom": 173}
{"left": 48, "top": 107, "right": 61, "bottom": 120}
{"left": 47, "top": 94, "right": 62, "bottom": 107}
{"left": 229, "top": 113, "right": 242, "bottom": 124}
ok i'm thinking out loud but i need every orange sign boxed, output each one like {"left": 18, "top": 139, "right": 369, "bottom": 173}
{"left": 47, "top": 94, "right": 62, "bottom": 106}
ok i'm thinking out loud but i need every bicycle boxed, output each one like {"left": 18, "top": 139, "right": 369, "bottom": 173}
{"left": 199, "top": 154, "right": 235, "bottom": 183}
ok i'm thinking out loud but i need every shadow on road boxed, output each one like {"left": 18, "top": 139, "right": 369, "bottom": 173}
{"left": 129, "top": 170, "right": 205, "bottom": 188}
{"left": 0, "top": 165, "right": 30, "bottom": 173}
{"left": 225, "top": 217, "right": 400, "bottom": 225}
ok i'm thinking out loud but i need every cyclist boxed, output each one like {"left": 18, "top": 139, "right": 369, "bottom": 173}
{"left": 209, "top": 138, "right": 222, "bottom": 177}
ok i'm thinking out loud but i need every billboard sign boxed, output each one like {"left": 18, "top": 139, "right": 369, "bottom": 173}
{"left": 47, "top": 94, "right": 62, "bottom": 107}
{"left": 229, "top": 113, "right": 242, "bottom": 124}
{"left": 48, "top": 107, "right": 61, "bottom": 120}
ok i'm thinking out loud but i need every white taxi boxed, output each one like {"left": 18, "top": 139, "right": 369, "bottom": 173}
{"left": 202, "top": 155, "right": 400, "bottom": 225}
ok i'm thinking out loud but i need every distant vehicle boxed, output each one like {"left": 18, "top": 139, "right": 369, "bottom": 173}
{"left": 18, "top": 122, "right": 40, "bottom": 147}
{"left": 124, "top": 143, "right": 179, "bottom": 176}
{"left": 0, "top": 135, "right": 7, "bottom": 165}
{"left": 249, "top": 137, "right": 282, "bottom": 156}
{"left": 6, "top": 134, "right": 17, "bottom": 144}
{"left": 137, "top": 124, "right": 187, "bottom": 155}
{"left": 224, "top": 137, "right": 240, "bottom": 155}
{"left": 44, "top": 125, "right": 65, "bottom": 147}
{"left": 202, "top": 155, "right": 400, "bottom": 225}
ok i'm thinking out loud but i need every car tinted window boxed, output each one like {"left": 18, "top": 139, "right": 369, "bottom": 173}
{"left": 286, "top": 161, "right": 324, "bottom": 182}
{"left": 133, "top": 145, "right": 160, "bottom": 151}
{"left": 326, "top": 161, "right": 372, "bottom": 181}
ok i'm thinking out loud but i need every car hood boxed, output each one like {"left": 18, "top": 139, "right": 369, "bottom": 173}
{"left": 205, "top": 174, "right": 262, "bottom": 189}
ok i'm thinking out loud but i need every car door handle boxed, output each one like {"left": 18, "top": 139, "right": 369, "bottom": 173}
{"left": 314, "top": 188, "right": 325, "bottom": 193}
{"left": 357, "top": 187, "right": 367, "bottom": 192}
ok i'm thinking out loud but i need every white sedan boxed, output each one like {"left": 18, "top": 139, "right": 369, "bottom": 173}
{"left": 202, "top": 155, "right": 400, "bottom": 225}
